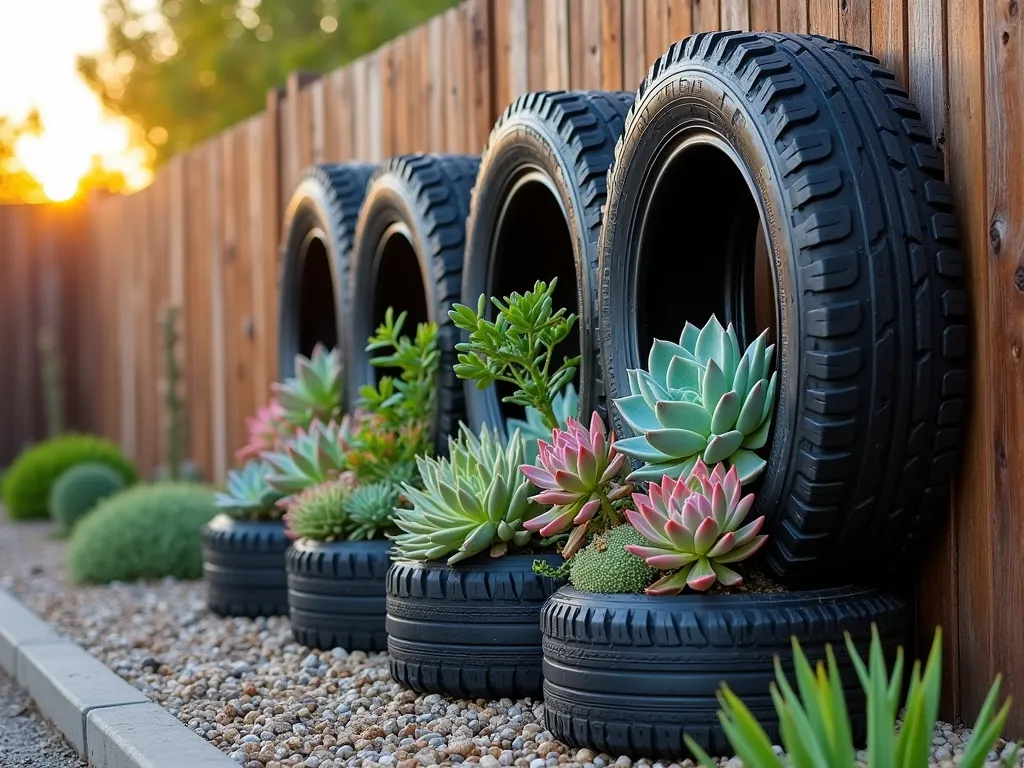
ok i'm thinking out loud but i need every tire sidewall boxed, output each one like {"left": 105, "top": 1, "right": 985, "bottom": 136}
{"left": 279, "top": 179, "right": 349, "bottom": 384}
{"left": 463, "top": 115, "right": 597, "bottom": 436}
{"left": 600, "top": 65, "right": 799, "bottom": 520}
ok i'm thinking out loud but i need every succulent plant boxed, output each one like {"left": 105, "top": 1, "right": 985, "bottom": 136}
{"left": 391, "top": 424, "right": 541, "bottom": 564}
{"left": 507, "top": 383, "right": 579, "bottom": 465}
{"left": 261, "top": 418, "right": 352, "bottom": 498}
{"left": 236, "top": 399, "right": 289, "bottom": 463}
{"left": 273, "top": 344, "right": 344, "bottom": 430}
{"left": 282, "top": 477, "right": 356, "bottom": 541}
{"left": 344, "top": 481, "right": 402, "bottom": 541}
{"left": 624, "top": 461, "right": 767, "bottom": 593}
{"left": 568, "top": 524, "right": 658, "bottom": 594}
{"left": 613, "top": 315, "right": 777, "bottom": 485}
{"left": 520, "top": 411, "right": 631, "bottom": 558}
{"left": 213, "top": 460, "right": 283, "bottom": 520}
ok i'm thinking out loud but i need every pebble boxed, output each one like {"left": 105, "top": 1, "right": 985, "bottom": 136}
{"left": 2, "top": 519, "right": 1023, "bottom": 768}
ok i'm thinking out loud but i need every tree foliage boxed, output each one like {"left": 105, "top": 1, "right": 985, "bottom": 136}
{"left": 79, "top": 0, "right": 458, "bottom": 164}
{"left": 0, "top": 110, "right": 44, "bottom": 202}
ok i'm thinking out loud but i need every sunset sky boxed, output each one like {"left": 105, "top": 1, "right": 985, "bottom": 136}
{"left": 0, "top": 0, "right": 152, "bottom": 201}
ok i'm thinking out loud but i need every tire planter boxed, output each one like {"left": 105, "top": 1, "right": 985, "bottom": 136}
{"left": 462, "top": 91, "right": 634, "bottom": 435}
{"left": 386, "top": 554, "right": 565, "bottom": 699}
{"left": 279, "top": 162, "right": 374, "bottom": 393}
{"left": 347, "top": 155, "right": 479, "bottom": 453}
{"left": 598, "top": 32, "right": 967, "bottom": 578}
{"left": 285, "top": 538, "right": 391, "bottom": 651}
{"left": 201, "top": 515, "right": 289, "bottom": 617}
{"left": 541, "top": 585, "right": 909, "bottom": 758}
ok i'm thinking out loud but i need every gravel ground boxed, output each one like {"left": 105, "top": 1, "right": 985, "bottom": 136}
{"left": 0, "top": 515, "right": 1020, "bottom": 768}
{"left": 0, "top": 666, "right": 87, "bottom": 768}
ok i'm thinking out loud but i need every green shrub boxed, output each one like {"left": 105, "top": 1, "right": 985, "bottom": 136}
{"left": 48, "top": 463, "right": 126, "bottom": 532}
{"left": 66, "top": 483, "right": 215, "bottom": 584}
{"left": 3, "top": 434, "right": 138, "bottom": 520}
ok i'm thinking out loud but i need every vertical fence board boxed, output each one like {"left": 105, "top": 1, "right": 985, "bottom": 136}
{"left": 721, "top": 0, "right": 751, "bottom": 30}
{"left": 693, "top": 0, "right": 722, "bottom": 32}
{"left": 429, "top": 16, "right": 447, "bottom": 151}
{"left": 983, "top": 0, "right": 1024, "bottom": 735}
{"left": 622, "top": 1, "right": 647, "bottom": 90}
{"left": 871, "top": 0, "right": 908, "bottom": 83}
{"left": 600, "top": 0, "right": 623, "bottom": 89}
{"left": 444, "top": 8, "right": 467, "bottom": 152}
{"left": 839, "top": 0, "right": 871, "bottom": 49}
{"left": 466, "top": 0, "right": 495, "bottom": 153}
{"left": 780, "top": 0, "right": 810, "bottom": 32}
{"left": 644, "top": 0, "right": 669, "bottom": 62}
{"left": 581, "top": 0, "right": 604, "bottom": 89}
{"left": 750, "top": 0, "right": 780, "bottom": 29}
{"left": 528, "top": 0, "right": 547, "bottom": 90}
{"left": 367, "top": 52, "right": 384, "bottom": 161}
{"left": 545, "top": 0, "right": 571, "bottom": 88}
{"left": 809, "top": 0, "right": 840, "bottom": 36}
{"left": 907, "top": 0, "right": 947, "bottom": 151}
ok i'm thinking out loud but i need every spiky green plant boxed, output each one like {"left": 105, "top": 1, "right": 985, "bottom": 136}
{"left": 450, "top": 278, "right": 580, "bottom": 432}
{"left": 344, "top": 481, "right": 402, "bottom": 540}
{"left": 282, "top": 478, "right": 354, "bottom": 541}
{"left": 686, "top": 626, "right": 1017, "bottom": 768}
{"left": 261, "top": 418, "right": 351, "bottom": 498}
{"left": 614, "top": 316, "right": 777, "bottom": 484}
{"left": 624, "top": 460, "right": 767, "bottom": 593}
{"left": 273, "top": 344, "right": 344, "bottom": 430}
{"left": 507, "top": 383, "right": 579, "bottom": 465}
{"left": 213, "top": 460, "right": 283, "bottom": 520}
{"left": 391, "top": 424, "right": 541, "bottom": 563}
{"left": 520, "top": 411, "right": 631, "bottom": 558}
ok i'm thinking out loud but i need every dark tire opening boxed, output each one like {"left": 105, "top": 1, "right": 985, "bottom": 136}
{"left": 636, "top": 141, "right": 777, "bottom": 359}
{"left": 462, "top": 90, "right": 634, "bottom": 439}
{"left": 297, "top": 234, "right": 339, "bottom": 356}
{"left": 370, "top": 226, "right": 430, "bottom": 381}
{"left": 598, "top": 32, "right": 967, "bottom": 580}
{"left": 348, "top": 154, "right": 480, "bottom": 453}
{"left": 279, "top": 163, "right": 375, "bottom": 391}
{"left": 489, "top": 177, "right": 578, "bottom": 423}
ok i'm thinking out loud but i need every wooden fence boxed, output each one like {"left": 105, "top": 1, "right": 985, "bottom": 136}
{"left": 1, "top": 0, "right": 1021, "bottom": 737}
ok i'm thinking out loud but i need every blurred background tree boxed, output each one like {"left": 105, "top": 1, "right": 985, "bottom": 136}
{"left": 79, "top": 0, "right": 458, "bottom": 165}
{"left": 0, "top": 110, "right": 45, "bottom": 202}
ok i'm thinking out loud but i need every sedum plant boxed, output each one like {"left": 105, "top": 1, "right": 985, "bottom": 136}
{"left": 392, "top": 424, "right": 540, "bottom": 564}
{"left": 273, "top": 344, "right": 344, "bottom": 430}
{"left": 507, "top": 383, "right": 579, "bottom": 465}
{"left": 614, "top": 315, "right": 776, "bottom": 484}
{"left": 450, "top": 278, "right": 580, "bottom": 432}
{"left": 520, "top": 411, "right": 631, "bottom": 558}
{"left": 262, "top": 418, "right": 352, "bottom": 498}
{"left": 344, "top": 481, "right": 402, "bottom": 541}
{"left": 213, "top": 460, "right": 284, "bottom": 521}
{"left": 49, "top": 462, "right": 126, "bottom": 533}
{"left": 624, "top": 460, "right": 767, "bottom": 593}
{"left": 687, "top": 626, "right": 1017, "bottom": 768}
{"left": 282, "top": 477, "right": 357, "bottom": 541}
{"left": 567, "top": 524, "right": 658, "bottom": 594}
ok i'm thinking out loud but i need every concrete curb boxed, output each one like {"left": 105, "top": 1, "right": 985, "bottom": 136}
{"left": 0, "top": 589, "right": 234, "bottom": 767}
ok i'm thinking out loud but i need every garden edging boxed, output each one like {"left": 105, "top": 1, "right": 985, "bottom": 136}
{"left": 0, "top": 588, "right": 233, "bottom": 768}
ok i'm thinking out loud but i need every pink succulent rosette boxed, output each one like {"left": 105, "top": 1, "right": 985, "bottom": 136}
{"left": 624, "top": 460, "right": 767, "bottom": 593}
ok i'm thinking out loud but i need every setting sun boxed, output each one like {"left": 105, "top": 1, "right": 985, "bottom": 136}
{"left": 0, "top": 0, "right": 153, "bottom": 202}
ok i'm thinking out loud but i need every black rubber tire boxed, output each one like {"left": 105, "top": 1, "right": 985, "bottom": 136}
{"left": 462, "top": 91, "right": 634, "bottom": 434}
{"left": 278, "top": 163, "right": 375, "bottom": 391}
{"left": 542, "top": 585, "right": 909, "bottom": 758}
{"left": 285, "top": 538, "right": 391, "bottom": 651}
{"left": 202, "top": 516, "right": 289, "bottom": 617}
{"left": 348, "top": 155, "right": 479, "bottom": 454}
{"left": 598, "top": 32, "right": 967, "bottom": 579}
{"left": 386, "top": 554, "right": 565, "bottom": 699}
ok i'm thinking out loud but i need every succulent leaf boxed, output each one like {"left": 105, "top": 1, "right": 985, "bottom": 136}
{"left": 271, "top": 345, "right": 344, "bottom": 430}
{"left": 623, "top": 460, "right": 767, "bottom": 593}
{"left": 213, "top": 460, "right": 284, "bottom": 521}
{"left": 283, "top": 477, "right": 357, "bottom": 541}
{"left": 262, "top": 418, "right": 352, "bottom": 500}
{"left": 391, "top": 424, "right": 541, "bottom": 564}
{"left": 613, "top": 315, "right": 777, "bottom": 484}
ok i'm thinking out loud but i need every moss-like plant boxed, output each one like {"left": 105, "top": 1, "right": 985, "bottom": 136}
{"left": 66, "top": 483, "right": 215, "bottom": 583}
{"left": 567, "top": 525, "right": 658, "bottom": 593}
{"left": 48, "top": 462, "right": 126, "bottom": 532}
{"left": 3, "top": 434, "right": 138, "bottom": 520}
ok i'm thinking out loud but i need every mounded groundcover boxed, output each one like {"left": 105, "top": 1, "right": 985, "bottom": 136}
{"left": 462, "top": 91, "right": 634, "bottom": 436}
{"left": 347, "top": 154, "right": 479, "bottom": 452}
{"left": 598, "top": 32, "right": 968, "bottom": 579}
{"left": 278, "top": 163, "right": 375, "bottom": 397}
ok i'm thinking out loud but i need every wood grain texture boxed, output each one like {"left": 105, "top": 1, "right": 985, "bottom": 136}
{"left": 871, "top": 0, "right": 908, "bottom": 83}
{"left": 545, "top": 0, "right": 571, "bottom": 88}
{"left": 693, "top": 0, "right": 722, "bottom": 32}
{"left": 982, "top": 0, "right": 1024, "bottom": 734}
{"left": 721, "top": 0, "right": 750, "bottom": 30}
{"left": 528, "top": 0, "right": 547, "bottom": 90}
{"left": 581, "top": 0, "right": 604, "bottom": 89}
{"left": 907, "top": 0, "right": 947, "bottom": 151}
{"left": 779, "top": 0, "right": 810, "bottom": 32}
{"left": 668, "top": 0, "right": 693, "bottom": 40}
{"left": 645, "top": 0, "right": 670, "bottom": 65}
{"left": 622, "top": 0, "right": 647, "bottom": 90}
{"left": 601, "top": 0, "right": 623, "bottom": 90}
{"left": 839, "top": 0, "right": 871, "bottom": 49}
{"left": 466, "top": 0, "right": 495, "bottom": 153}
{"left": 808, "top": 0, "right": 840, "bottom": 36}
{"left": 750, "top": 0, "right": 781, "bottom": 29}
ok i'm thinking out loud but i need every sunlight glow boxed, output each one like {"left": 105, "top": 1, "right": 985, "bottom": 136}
{"left": 0, "top": 0, "right": 154, "bottom": 201}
